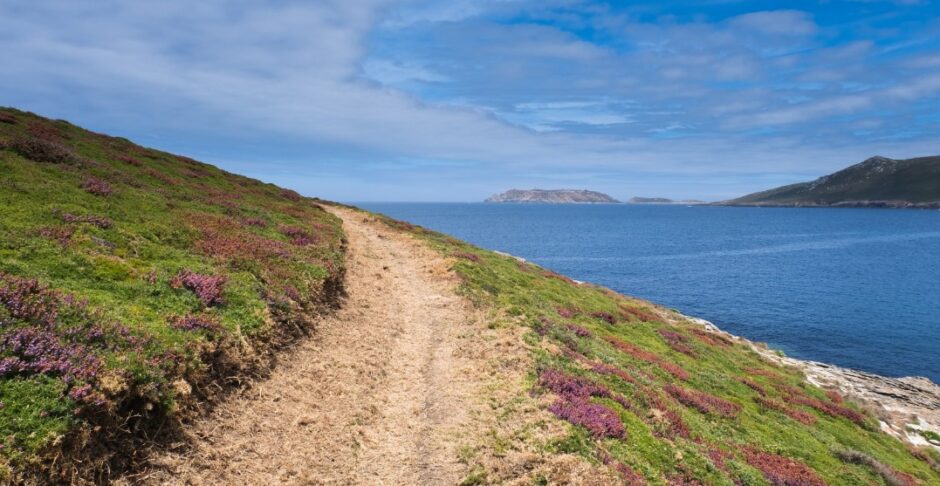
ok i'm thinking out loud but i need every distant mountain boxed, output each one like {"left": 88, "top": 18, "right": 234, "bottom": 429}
{"left": 722, "top": 155, "right": 940, "bottom": 208}
{"left": 628, "top": 197, "right": 707, "bottom": 205}
{"left": 485, "top": 189, "right": 619, "bottom": 203}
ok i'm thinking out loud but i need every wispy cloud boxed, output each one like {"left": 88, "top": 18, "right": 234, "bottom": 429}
{"left": 1, "top": 0, "right": 937, "bottom": 201}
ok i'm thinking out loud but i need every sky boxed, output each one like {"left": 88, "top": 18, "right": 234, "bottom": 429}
{"left": 1, "top": 0, "right": 938, "bottom": 202}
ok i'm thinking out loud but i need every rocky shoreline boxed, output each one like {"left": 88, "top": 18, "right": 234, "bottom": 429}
{"left": 685, "top": 315, "right": 940, "bottom": 450}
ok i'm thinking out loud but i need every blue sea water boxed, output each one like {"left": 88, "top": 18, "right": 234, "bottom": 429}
{"left": 359, "top": 203, "right": 940, "bottom": 383}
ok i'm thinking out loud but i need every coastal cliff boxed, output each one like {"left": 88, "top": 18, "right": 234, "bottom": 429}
{"left": 485, "top": 188, "right": 619, "bottom": 203}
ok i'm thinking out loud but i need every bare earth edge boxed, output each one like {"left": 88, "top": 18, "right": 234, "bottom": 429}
{"left": 119, "top": 205, "right": 939, "bottom": 484}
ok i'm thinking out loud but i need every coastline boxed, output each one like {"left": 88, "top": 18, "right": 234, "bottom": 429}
{"left": 683, "top": 314, "right": 940, "bottom": 449}
{"left": 497, "top": 248, "right": 940, "bottom": 449}
{"left": 714, "top": 200, "right": 940, "bottom": 209}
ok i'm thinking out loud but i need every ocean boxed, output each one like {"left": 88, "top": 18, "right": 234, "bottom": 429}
{"left": 359, "top": 203, "right": 940, "bottom": 383}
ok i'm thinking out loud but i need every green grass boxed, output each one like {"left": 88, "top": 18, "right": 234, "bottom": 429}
{"left": 370, "top": 212, "right": 940, "bottom": 485}
{"left": 0, "top": 108, "right": 345, "bottom": 480}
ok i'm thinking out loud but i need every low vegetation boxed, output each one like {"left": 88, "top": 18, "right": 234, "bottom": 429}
{"left": 0, "top": 108, "right": 345, "bottom": 482}
{"left": 370, "top": 212, "right": 940, "bottom": 485}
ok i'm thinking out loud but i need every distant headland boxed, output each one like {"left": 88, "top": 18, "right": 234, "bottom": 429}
{"left": 719, "top": 155, "right": 940, "bottom": 209}
{"left": 485, "top": 189, "right": 619, "bottom": 203}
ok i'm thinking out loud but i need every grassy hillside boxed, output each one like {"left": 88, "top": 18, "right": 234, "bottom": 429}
{"left": 0, "top": 108, "right": 345, "bottom": 482}
{"left": 725, "top": 155, "right": 940, "bottom": 207}
{"left": 371, "top": 215, "right": 940, "bottom": 484}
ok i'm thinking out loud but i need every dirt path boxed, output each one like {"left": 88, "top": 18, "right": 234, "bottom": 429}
{"left": 137, "top": 206, "right": 493, "bottom": 485}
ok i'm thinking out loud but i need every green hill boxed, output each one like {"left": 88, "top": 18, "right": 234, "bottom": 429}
{"left": 0, "top": 108, "right": 345, "bottom": 482}
{"left": 2, "top": 108, "right": 938, "bottom": 484}
{"left": 723, "top": 155, "right": 940, "bottom": 208}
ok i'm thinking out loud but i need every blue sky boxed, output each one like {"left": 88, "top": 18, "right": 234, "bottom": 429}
{"left": 1, "top": 0, "right": 938, "bottom": 201}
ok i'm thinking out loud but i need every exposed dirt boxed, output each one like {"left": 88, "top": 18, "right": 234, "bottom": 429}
{"left": 128, "top": 206, "right": 505, "bottom": 485}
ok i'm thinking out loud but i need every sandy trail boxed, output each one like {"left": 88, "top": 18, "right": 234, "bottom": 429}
{"left": 137, "top": 206, "right": 489, "bottom": 485}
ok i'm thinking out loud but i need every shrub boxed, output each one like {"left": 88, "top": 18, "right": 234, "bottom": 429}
{"left": 566, "top": 323, "right": 591, "bottom": 337}
{"left": 590, "top": 362, "right": 637, "bottom": 384}
{"left": 171, "top": 270, "right": 227, "bottom": 307}
{"left": 665, "top": 384, "right": 740, "bottom": 418}
{"left": 242, "top": 217, "right": 267, "bottom": 228}
{"left": 743, "top": 449, "right": 826, "bottom": 486}
{"left": 117, "top": 155, "right": 141, "bottom": 166}
{"left": 281, "top": 189, "right": 302, "bottom": 201}
{"left": 836, "top": 449, "right": 918, "bottom": 486}
{"left": 547, "top": 397, "right": 625, "bottom": 439}
{"left": 606, "top": 336, "right": 690, "bottom": 381}
{"left": 0, "top": 113, "right": 17, "bottom": 124}
{"left": 556, "top": 306, "right": 579, "bottom": 318}
{"left": 453, "top": 252, "right": 481, "bottom": 263}
{"left": 538, "top": 368, "right": 610, "bottom": 399}
{"left": 690, "top": 328, "right": 733, "bottom": 347}
{"left": 741, "top": 378, "right": 767, "bottom": 396}
{"left": 9, "top": 136, "right": 78, "bottom": 164}
{"left": 38, "top": 225, "right": 75, "bottom": 246}
{"left": 61, "top": 213, "right": 112, "bottom": 229}
{"left": 620, "top": 305, "right": 659, "bottom": 323}
{"left": 171, "top": 314, "right": 220, "bottom": 333}
{"left": 279, "top": 225, "right": 317, "bottom": 246}
{"left": 81, "top": 177, "right": 113, "bottom": 197}
{"left": 591, "top": 311, "right": 617, "bottom": 325}
{"left": 784, "top": 388, "right": 867, "bottom": 426}
{"left": 657, "top": 329, "right": 696, "bottom": 357}
{"left": 754, "top": 396, "right": 816, "bottom": 425}
{"left": 598, "top": 450, "right": 646, "bottom": 484}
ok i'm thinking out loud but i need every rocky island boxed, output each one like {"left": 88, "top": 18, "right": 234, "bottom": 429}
{"left": 720, "top": 155, "right": 940, "bottom": 208}
{"left": 485, "top": 188, "right": 619, "bottom": 203}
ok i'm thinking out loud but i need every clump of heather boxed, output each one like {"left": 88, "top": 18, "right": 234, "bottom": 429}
{"left": 280, "top": 225, "right": 317, "bottom": 246}
{"left": 452, "top": 251, "right": 481, "bottom": 263}
{"left": 38, "top": 225, "right": 75, "bottom": 245}
{"left": 590, "top": 362, "right": 637, "bottom": 385}
{"left": 171, "top": 269, "right": 227, "bottom": 307}
{"left": 556, "top": 306, "right": 580, "bottom": 318}
{"left": 81, "top": 176, "right": 113, "bottom": 196}
{"left": 780, "top": 384, "right": 867, "bottom": 426}
{"left": 691, "top": 328, "right": 733, "bottom": 348}
{"left": 61, "top": 213, "right": 113, "bottom": 229}
{"left": 825, "top": 390, "right": 844, "bottom": 404}
{"left": 171, "top": 314, "right": 220, "bottom": 333}
{"left": 743, "top": 449, "right": 826, "bottom": 486}
{"left": 9, "top": 136, "right": 78, "bottom": 164}
{"left": 791, "top": 394, "right": 867, "bottom": 426}
{"left": 665, "top": 384, "right": 740, "bottom": 418}
{"left": 836, "top": 450, "right": 919, "bottom": 486}
{"left": 565, "top": 323, "right": 591, "bottom": 337}
{"left": 548, "top": 397, "right": 625, "bottom": 438}
{"left": 117, "top": 155, "right": 141, "bottom": 166}
{"left": 598, "top": 450, "right": 646, "bottom": 484}
{"left": 281, "top": 189, "right": 302, "bottom": 201}
{"left": 0, "top": 112, "right": 17, "bottom": 124}
{"left": 242, "top": 217, "right": 267, "bottom": 228}
{"left": 539, "top": 369, "right": 626, "bottom": 438}
{"left": 539, "top": 368, "right": 611, "bottom": 399}
{"left": 590, "top": 311, "right": 617, "bottom": 325}
{"left": 741, "top": 377, "right": 767, "bottom": 396}
{"left": 754, "top": 396, "right": 816, "bottom": 425}
{"left": 620, "top": 305, "right": 659, "bottom": 323}
{"left": 657, "top": 329, "right": 696, "bottom": 357}
{"left": 606, "top": 336, "right": 690, "bottom": 381}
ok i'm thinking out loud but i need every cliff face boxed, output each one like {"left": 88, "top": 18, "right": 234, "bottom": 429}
{"left": 722, "top": 155, "right": 940, "bottom": 208}
{"left": 485, "top": 189, "right": 619, "bottom": 203}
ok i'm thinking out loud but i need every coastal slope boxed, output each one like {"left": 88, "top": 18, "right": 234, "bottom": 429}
{"left": 722, "top": 155, "right": 940, "bottom": 208}
{"left": 486, "top": 188, "right": 619, "bottom": 203}
{"left": 2, "top": 108, "right": 939, "bottom": 484}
